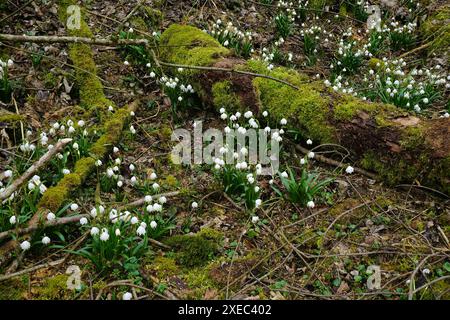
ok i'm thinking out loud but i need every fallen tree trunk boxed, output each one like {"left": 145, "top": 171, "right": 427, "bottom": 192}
{"left": 159, "top": 24, "right": 450, "bottom": 194}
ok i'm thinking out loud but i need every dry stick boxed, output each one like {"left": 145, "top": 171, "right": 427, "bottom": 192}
{"left": 0, "top": 33, "right": 152, "bottom": 46}
{"left": 294, "top": 144, "right": 378, "bottom": 180}
{"left": 0, "top": 258, "right": 65, "bottom": 282}
{"left": 0, "top": 138, "right": 72, "bottom": 201}
{"left": 0, "top": 214, "right": 88, "bottom": 241}
{"left": 158, "top": 61, "right": 301, "bottom": 90}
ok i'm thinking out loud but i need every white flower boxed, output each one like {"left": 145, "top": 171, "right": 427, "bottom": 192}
{"left": 150, "top": 220, "right": 158, "bottom": 229}
{"left": 145, "top": 195, "right": 153, "bottom": 203}
{"left": 90, "top": 208, "right": 98, "bottom": 218}
{"left": 219, "top": 107, "right": 226, "bottom": 114}
{"left": 70, "top": 203, "right": 79, "bottom": 211}
{"left": 100, "top": 229, "right": 109, "bottom": 241}
{"left": 251, "top": 216, "right": 259, "bottom": 224}
{"left": 220, "top": 113, "right": 227, "bottom": 120}
{"left": 113, "top": 147, "right": 119, "bottom": 153}
{"left": 117, "top": 180, "right": 123, "bottom": 188}
{"left": 159, "top": 196, "right": 167, "bottom": 204}
{"left": 7, "top": 59, "right": 13, "bottom": 67}
{"left": 136, "top": 225, "right": 146, "bottom": 236}
{"left": 80, "top": 217, "right": 88, "bottom": 225}
{"left": 42, "top": 236, "right": 51, "bottom": 245}
{"left": 306, "top": 139, "right": 313, "bottom": 145}
{"left": 422, "top": 268, "right": 431, "bottom": 275}
{"left": 281, "top": 171, "right": 288, "bottom": 178}
{"left": 280, "top": 118, "right": 287, "bottom": 125}
{"left": 345, "top": 166, "right": 354, "bottom": 174}
{"left": 123, "top": 292, "right": 133, "bottom": 300}
{"left": 3, "top": 169, "right": 13, "bottom": 178}
{"left": 90, "top": 227, "right": 100, "bottom": 236}
{"left": 129, "top": 164, "right": 135, "bottom": 171}
{"left": 115, "top": 228, "right": 121, "bottom": 236}
{"left": 72, "top": 142, "right": 79, "bottom": 150}
{"left": 153, "top": 203, "right": 162, "bottom": 212}
{"left": 255, "top": 199, "right": 262, "bottom": 208}
{"left": 77, "top": 120, "right": 85, "bottom": 127}
{"left": 191, "top": 201, "right": 198, "bottom": 209}
{"left": 150, "top": 172, "right": 157, "bottom": 180}
{"left": 244, "top": 111, "right": 253, "bottom": 119}
{"left": 150, "top": 71, "right": 156, "bottom": 78}
{"left": 47, "top": 212, "right": 56, "bottom": 222}
{"left": 223, "top": 40, "right": 229, "bottom": 46}
{"left": 130, "top": 111, "right": 135, "bottom": 117}
{"left": 124, "top": 60, "right": 129, "bottom": 66}
{"left": 130, "top": 125, "right": 136, "bottom": 134}
{"left": 152, "top": 183, "right": 160, "bottom": 190}
{"left": 307, "top": 200, "right": 315, "bottom": 208}
{"left": 300, "top": 158, "right": 306, "bottom": 165}
{"left": 9, "top": 216, "right": 16, "bottom": 224}
{"left": 130, "top": 176, "right": 137, "bottom": 185}
{"left": 422, "top": 98, "right": 429, "bottom": 104}
{"left": 130, "top": 216, "right": 139, "bottom": 225}
{"left": 307, "top": 152, "right": 315, "bottom": 159}
{"left": 20, "top": 240, "right": 31, "bottom": 251}
{"left": 95, "top": 160, "right": 103, "bottom": 167}
{"left": 62, "top": 168, "right": 70, "bottom": 175}
{"left": 262, "top": 111, "right": 268, "bottom": 117}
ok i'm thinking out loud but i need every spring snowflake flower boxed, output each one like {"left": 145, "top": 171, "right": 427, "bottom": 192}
{"left": 152, "top": 183, "right": 160, "bottom": 191}
{"left": 90, "top": 208, "right": 98, "bottom": 218}
{"left": 90, "top": 227, "right": 100, "bottom": 236}
{"left": 244, "top": 111, "right": 253, "bottom": 119}
{"left": 255, "top": 199, "right": 262, "bottom": 208}
{"left": 100, "top": 229, "right": 110, "bottom": 241}
{"left": 146, "top": 204, "right": 154, "bottom": 212}
{"left": 281, "top": 171, "right": 288, "bottom": 178}
{"left": 159, "top": 196, "right": 167, "bottom": 204}
{"left": 269, "top": 179, "right": 274, "bottom": 184}
{"left": 117, "top": 180, "right": 123, "bottom": 188}
{"left": 79, "top": 217, "right": 88, "bottom": 225}
{"left": 345, "top": 166, "right": 354, "bottom": 174}
{"left": 220, "top": 113, "right": 227, "bottom": 120}
{"left": 9, "top": 216, "right": 16, "bottom": 224}
{"left": 262, "top": 111, "right": 268, "bottom": 117}
{"left": 422, "top": 98, "right": 429, "bottom": 104}
{"left": 306, "top": 139, "right": 313, "bottom": 145}
{"left": 149, "top": 172, "right": 157, "bottom": 180}
{"left": 130, "top": 216, "right": 139, "bottom": 225}
{"left": 153, "top": 203, "right": 163, "bottom": 212}
{"left": 68, "top": 126, "right": 75, "bottom": 134}
{"left": 130, "top": 111, "right": 135, "bottom": 117}
{"left": 130, "top": 125, "right": 136, "bottom": 134}
{"left": 307, "top": 201, "right": 315, "bottom": 208}
{"left": 251, "top": 216, "right": 259, "bottom": 224}
{"left": 124, "top": 60, "right": 129, "bottom": 66}
{"left": 300, "top": 158, "right": 306, "bottom": 165}
{"left": 136, "top": 225, "right": 146, "bottom": 236}
{"left": 95, "top": 160, "right": 102, "bottom": 167}
{"left": 129, "top": 164, "right": 136, "bottom": 171}
{"left": 307, "top": 152, "right": 315, "bottom": 159}
{"left": 41, "top": 236, "right": 51, "bottom": 245}
{"left": 150, "top": 71, "right": 156, "bottom": 78}
{"left": 280, "top": 118, "right": 287, "bottom": 125}
{"left": 115, "top": 228, "right": 121, "bottom": 236}
{"left": 70, "top": 203, "right": 79, "bottom": 211}
{"left": 123, "top": 292, "right": 133, "bottom": 300}
{"left": 422, "top": 268, "right": 431, "bottom": 275}
{"left": 3, "top": 169, "right": 13, "bottom": 178}
{"left": 145, "top": 195, "right": 153, "bottom": 203}
{"left": 130, "top": 176, "right": 137, "bottom": 185}
{"left": 113, "top": 146, "right": 119, "bottom": 153}
{"left": 47, "top": 212, "right": 56, "bottom": 221}
{"left": 62, "top": 168, "right": 70, "bottom": 175}
{"left": 150, "top": 221, "right": 158, "bottom": 229}
{"left": 20, "top": 240, "right": 31, "bottom": 251}
{"left": 191, "top": 201, "right": 198, "bottom": 209}
{"left": 72, "top": 143, "right": 79, "bottom": 150}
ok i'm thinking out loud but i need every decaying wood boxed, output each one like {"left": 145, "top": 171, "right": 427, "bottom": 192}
{"left": 0, "top": 138, "right": 72, "bottom": 201}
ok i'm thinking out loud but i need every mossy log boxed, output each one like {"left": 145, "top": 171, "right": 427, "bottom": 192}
{"left": 159, "top": 24, "right": 450, "bottom": 194}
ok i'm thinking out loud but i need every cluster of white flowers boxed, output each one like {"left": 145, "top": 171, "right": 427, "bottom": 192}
{"left": 159, "top": 75, "right": 195, "bottom": 104}
{"left": 208, "top": 19, "right": 255, "bottom": 51}
{"left": 27, "top": 175, "right": 47, "bottom": 194}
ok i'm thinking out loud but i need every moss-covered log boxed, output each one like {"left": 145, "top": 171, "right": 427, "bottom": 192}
{"left": 159, "top": 24, "right": 450, "bottom": 194}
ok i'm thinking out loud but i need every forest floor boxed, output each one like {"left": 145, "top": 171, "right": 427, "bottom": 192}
{"left": 0, "top": 0, "right": 449, "bottom": 300}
